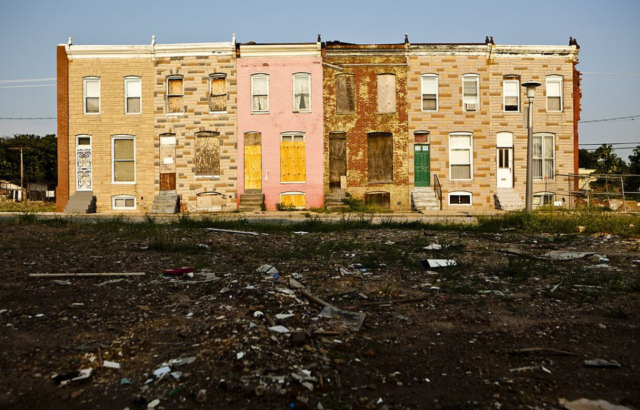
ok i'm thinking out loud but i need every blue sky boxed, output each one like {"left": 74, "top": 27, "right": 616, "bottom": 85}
{"left": 0, "top": 0, "right": 639, "bottom": 159}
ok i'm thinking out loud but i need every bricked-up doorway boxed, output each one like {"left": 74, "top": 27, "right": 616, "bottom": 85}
{"left": 367, "top": 132, "right": 393, "bottom": 183}
{"left": 329, "top": 132, "right": 347, "bottom": 189}
{"left": 244, "top": 132, "right": 262, "bottom": 191}
{"left": 159, "top": 134, "right": 176, "bottom": 191}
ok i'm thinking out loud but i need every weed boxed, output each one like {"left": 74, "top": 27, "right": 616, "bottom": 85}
{"left": 276, "top": 202, "right": 299, "bottom": 211}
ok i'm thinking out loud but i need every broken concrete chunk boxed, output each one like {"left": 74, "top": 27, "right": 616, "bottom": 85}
{"left": 559, "top": 398, "right": 631, "bottom": 410}
{"left": 543, "top": 251, "right": 595, "bottom": 261}
{"left": 256, "top": 265, "right": 278, "bottom": 275}
{"left": 319, "top": 306, "right": 366, "bottom": 331}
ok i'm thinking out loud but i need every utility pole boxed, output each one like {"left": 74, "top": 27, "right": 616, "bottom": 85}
{"left": 8, "top": 146, "right": 31, "bottom": 202}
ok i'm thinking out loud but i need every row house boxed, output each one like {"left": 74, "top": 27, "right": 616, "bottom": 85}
{"left": 56, "top": 36, "right": 580, "bottom": 214}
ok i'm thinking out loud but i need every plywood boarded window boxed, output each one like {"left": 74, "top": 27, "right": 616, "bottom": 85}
{"left": 195, "top": 131, "right": 221, "bottom": 176}
{"left": 84, "top": 77, "right": 100, "bottom": 114}
{"left": 209, "top": 74, "right": 227, "bottom": 112}
{"left": 251, "top": 74, "right": 269, "bottom": 113}
{"left": 377, "top": 74, "right": 396, "bottom": 113}
{"left": 280, "top": 192, "right": 306, "bottom": 209}
{"left": 280, "top": 133, "right": 306, "bottom": 183}
{"left": 367, "top": 132, "right": 393, "bottom": 183}
{"left": 112, "top": 136, "right": 135, "bottom": 183}
{"left": 365, "top": 191, "right": 390, "bottom": 208}
{"left": 293, "top": 73, "right": 311, "bottom": 112}
{"left": 167, "top": 76, "right": 184, "bottom": 113}
{"left": 336, "top": 75, "right": 355, "bottom": 114}
{"left": 125, "top": 76, "right": 141, "bottom": 114}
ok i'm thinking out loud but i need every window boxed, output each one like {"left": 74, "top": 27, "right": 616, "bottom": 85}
{"left": 336, "top": 74, "right": 355, "bottom": 114}
{"left": 124, "top": 76, "right": 141, "bottom": 114}
{"left": 449, "top": 192, "right": 472, "bottom": 206}
{"left": 167, "top": 76, "right": 183, "bottom": 114}
{"left": 462, "top": 74, "right": 479, "bottom": 112}
{"left": 377, "top": 74, "right": 396, "bottom": 113}
{"left": 280, "top": 133, "right": 306, "bottom": 183}
{"left": 112, "top": 136, "right": 135, "bottom": 183}
{"left": 209, "top": 74, "right": 227, "bottom": 112}
{"left": 503, "top": 77, "right": 519, "bottom": 112}
{"left": 368, "top": 132, "right": 393, "bottom": 183}
{"left": 83, "top": 77, "right": 100, "bottom": 114}
{"left": 421, "top": 75, "right": 438, "bottom": 111}
{"left": 449, "top": 133, "right": 472, "bottom": 180}
{"left": 195, "top": 131, "right": 221, "bottom": 177}
{"left": 280, "top": 192, "right": 306, "bottom": 209}
{"left": 293, "top": 73, "right": 311, "bottom": 113}
{"left": 112, "top": 195, "right": 136, "bottom": 210}
{"left": 546, "top": 75, "right": 563, "bottom": 112}
{"left": 533, "top": 192, "right": 554, "bottom": 207}
{"left": 251, "top": 74, "right": 269, "bottom": 113}
{"left": 533, "top": 133, "right": 555, "bottom": 179}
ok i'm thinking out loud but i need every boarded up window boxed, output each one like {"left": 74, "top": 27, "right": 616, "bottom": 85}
{"left": 293, "top": 73, "right": 311, "bottom": 112}
{"left": 113, "top": 137, "right": 135, "bottom": 182}
{"left": 251, "top": 75, "right": 269, "bottom": 113}
{"left": 367, "top": 132, "right": 393, "bottom": 183}
{"left": 336, "top": 75, "right": 355, "bottom": 114}
{"left": 210, "top": 74, "right": 227, "bottom": 112}
{"left": 280, "top": 193, "right": 306, "bottom": 209}
{"left": 195, "top": 132, "right": 221, "bottom": 176}
{"left": 377, "top": 74, "right": 396, "bottom": 113}
{"left": 281, "top": 134, "right": 306, "bottom": 183}
{"left": 84, "top": 77, "right": 100, "bottom": 113}
{"left": 167, "top": 77, "right": 183, "bottom": 113}
{"left": 365, "top": 192, "right": 390, "bottom": 208}
{"left": 125, "top": 77, "right": 141, "bottom": 114}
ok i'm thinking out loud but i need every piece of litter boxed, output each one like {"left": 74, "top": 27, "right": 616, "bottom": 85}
{"left": 169, "top": 357, "right": 196, "bottom": 366}
{"left": 71, "top": 369, "right": 92, "bottom": 382}
{"left": 293, "top": 231, "right": 309, "bottom": 235}
{"left": 542, "top": 251, "right": 595, "bottom": 261}
{"left": 424, "top": 244, "right": 442, "bottom": 250}
{"left": 153, "top": 366, "right": 171, "bottom": 377}
{"left": 147, "top": 399, "right": 160, "bottom": 409}
{"left": 102, "top": 361, "right": 120, "bottom": 369}
{"left": 275, "top": 313, "right": 294, "bottom": 320}
{"left": 425, "top": 259, "right": 457, "bottom": 268}
{"left": 170, "top": 371, "right": 182, "bottom": 380}
{"left": 559, "top": 398, "right": 631, "bottom": 410}
{"left": 268, "top": 325, "right": 290, "bottom": 333}
{"left": 120, "top": 377, "right": 131, "bottom": 386}
{"left": 256, "top": 264, "right": 278, "bottom": 274}
{"left": 584, "top": 359, "right": 621, "bottom": 368}
{"left": 236, "top": 352, "right": 244, "bottom": 360}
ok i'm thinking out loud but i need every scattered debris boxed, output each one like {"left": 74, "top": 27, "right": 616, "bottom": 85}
{"left": 256, "top": 264, "right": 278, "bottom": 275}
{"left": 584, "top": 359, "right": 621, "bottom": 368}
{"left": 30, "top": 272, "right": 145, "bottom": 278}
{"left": 542, "top": 251, "right": 595, "bottom": 261}
{"left": 511, "top": 347, "right": 578, "bottom": 356}
{"left": 423, "top": 243, "right": 442, "bottom": 250}
{"left": 205, "top": 227, "right": 260, "bottom": 236}
{"left": 102, "top": 361, "right": 120, "bottom": 369}
{"left": 559, "top": 398, "right": 631, "bottom": 410}
{"left": 423, "top": 259, "right": 457, "bottom": 268}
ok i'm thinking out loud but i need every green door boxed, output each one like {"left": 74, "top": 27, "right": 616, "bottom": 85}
{"left": 415, "top": 145, "right": 430, "bottom": 187}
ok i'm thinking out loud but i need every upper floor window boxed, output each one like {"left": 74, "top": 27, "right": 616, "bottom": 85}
{"left": 167, "top": 76, "right": 184, "bottom": 114}
{"left": 124, "top": 76, "right": 141, "bottom": 114}
{"left": 209, "top": 74, "right": 227, "bottom": 113}
{"left": 293, "top": 73, "right": 311, "bottom": 113}
{"left": 251, "top": 74, "right": 269, "bottom": 114}
{"left": 421, "top": 74, "right": 438, "bottom": 111}
{"left": 336, "top": 74, "right": 355, "bottom": 114}
{"left": 377, "top": 74, "right": 396, "bottom": 114}
{"left": 546, "top": 75, "right": 563, "bottom": 112}
{"left": 503, "top": 77, "right": 519, "bottom": 112}
{"left": 83, "top": 77, "right": 100, "bottom": 114}
{"left": 462, "top": 74, "right": 479, "bottom": 112}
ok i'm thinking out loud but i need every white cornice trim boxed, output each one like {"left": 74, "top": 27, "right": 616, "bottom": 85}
{"left": 62, "top": 42, "right": 235, "bottom": 59}
{"left": 239, "top": 44, "right": 321, "bottom": 58}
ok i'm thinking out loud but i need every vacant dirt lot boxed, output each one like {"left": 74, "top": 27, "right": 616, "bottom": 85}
{"left": 0, "top": 218, "right": 638, "bottom": 409}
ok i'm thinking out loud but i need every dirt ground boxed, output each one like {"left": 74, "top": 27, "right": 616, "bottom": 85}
{"left": 0, "top": 220, "right": 638, "bottom": 409}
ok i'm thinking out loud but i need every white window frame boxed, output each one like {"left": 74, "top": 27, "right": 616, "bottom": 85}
{"left": 503, "top": 78, "right": 520, "bottom": 113}
{"left": 449, "top": 132, "right": 473, "bottom": 181}
{"left": 83, "top": 77, "right": 100, "bottom": 115}
{"left": 292, "top": 72, "right": 311, "bottom": 113}
{"left": 546, "top": 75, "right": 563, "bottom": 112}
{"left": 166, "top": 75, "right": 184, "bottom": 115}
{"left": 124, "top": 76, "right": 142, "bottom": 115}
{"left": 111, "top": 135, "right": 136, "bottom": 184}
{"left": 421, "top": 74, "right": 438, "bottom": 112}
{"left": 251, "top": 74, "right": 270, "bottom": 114}
{"left": 209, "top": 73, "right": 227, "bottom": 113}
{"left": 462, "top": 74, "right": 479, "bottom": 112}
{"left": 112, "top": 195, "right": 137, "bottom": 210}
{"left": 448, "top": 191, "right": 472, "bottom": 206}
{"left": 533, "top": 192, "right": 555, "bottom": 207}
{"left": 533, "top": 133, "right": 555, "bottom": 180}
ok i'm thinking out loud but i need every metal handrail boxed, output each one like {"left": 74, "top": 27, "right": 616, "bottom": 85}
{"left": 433, "top": 173, "right": 443, "bottom": 210}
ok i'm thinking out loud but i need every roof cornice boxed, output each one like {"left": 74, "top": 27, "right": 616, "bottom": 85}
{"left": 239, "top": 44, "right": 322, "bottom": 58}
{"left": 61, "top": 41, "right": 235, "bottom": 60}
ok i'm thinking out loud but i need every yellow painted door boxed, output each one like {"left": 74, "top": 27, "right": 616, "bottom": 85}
{"left": 245, "top": 145, "right": 262, "bottom": 190}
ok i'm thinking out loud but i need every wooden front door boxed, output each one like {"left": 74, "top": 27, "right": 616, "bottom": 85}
{"left": 76, "top": 136, "right": 92, "bottom": 191}
{"left": 329, "top": 134, "right": 347, "bottom": 188}
{"left": 160, "top": 135, "right": 176, "bottom": 191}
{"left": 414, "top": 144, "right": 430, "bottom": 187}
{"left": 244, "top": 132, "right": 262, "bottom": 191}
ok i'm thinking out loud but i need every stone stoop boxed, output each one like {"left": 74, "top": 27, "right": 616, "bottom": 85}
{"left": 411, "top": 188, "right": 440, "bottom": 211}
{"left": 325, "top": 190, "right": 348, "bottom": 211}
{"left": 494, "top": 189, "right": 524, "bottom": 211}
{"left": 63, "top": 191, "right": 96, "bottom": 214}
{"left": 151, "top": 191, "right": 179, "bottom": 214}
{"left": 239, "top": 191, "right": 264, "bottom": 212}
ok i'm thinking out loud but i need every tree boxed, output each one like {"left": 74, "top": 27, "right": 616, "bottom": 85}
{"left": 578, "top": 149, "right": 598, "bottom": 169}
{"left": 0, "top": 134, "right": 57, "bottom": 184}
{"left": 626, "top": 146, "right": 640, "bottom": 192}
{"left": 593, "top": 144, "right": 628, "bottom": 175}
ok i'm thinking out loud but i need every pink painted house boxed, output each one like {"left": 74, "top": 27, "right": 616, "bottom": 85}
{"left": 237, "top": 42, "right": 324, "bottom": 211}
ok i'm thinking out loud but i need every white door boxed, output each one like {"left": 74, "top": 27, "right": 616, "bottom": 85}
{"left": 76, "top": 136, "right": 92, "bottom": 191}
{"left": 497, "top": 148, "right": 513, "bottom": 188}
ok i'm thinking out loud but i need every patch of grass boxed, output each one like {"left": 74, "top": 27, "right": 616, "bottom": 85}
{"left": 0, "top": 200, "right": 56, "bottom": 213}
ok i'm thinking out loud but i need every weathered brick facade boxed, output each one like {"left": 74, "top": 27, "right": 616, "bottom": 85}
{"left": 56, "top": 45, "right": 69, "bottom": 212}
{"left": 322, "top": 43, "right": 410, "bottom": 210}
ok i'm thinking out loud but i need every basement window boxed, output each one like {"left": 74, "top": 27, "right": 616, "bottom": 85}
{"left": 167, "top": 76, "right": 184, "bottom": 114}
{"left": 112, "top": 195, "right": 136, "bottom": 210}
{"left": 209, "top": 74, "right": 227, "bottom": 113}
{"left": 533, "top": 192, "right": 554, "bottom": 207}
{"left": 449, "top": 191, "right": 472, "bottom": 206}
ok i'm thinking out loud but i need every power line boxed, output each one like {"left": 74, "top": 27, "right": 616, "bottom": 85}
{"left": 579, "top": 115, "right": 640, "bottom": 124}
{"left": 0, "top": 84, "right": 56, "bottom": 89}
{"left": 579, "top": 142, "right": 640, "bottom": 146}
{"left": 0, "top": 78, "right": 56, "bottom": 84}
{"left": 582, "top": 72, "right": 640, "bottom": 77}
{"left": 0, "top": 117, "right": 56, "bottom": 120}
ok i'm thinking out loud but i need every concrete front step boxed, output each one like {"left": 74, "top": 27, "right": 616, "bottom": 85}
{"left": 64, "top": 191, "right": 96, "bottom": 214}
{"left": 239, "top": 192, "right": 264, "bottom": 212}
{"left": 412, "top": 190, "right": 440, "bottom": 211}
{"left": 494, "top": 190, "right": 524, "bottom": 211}
{"left": 151, "top": 194, "right": 179, "bottom": 214}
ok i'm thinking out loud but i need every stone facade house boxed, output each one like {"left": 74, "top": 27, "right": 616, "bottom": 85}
{"left": 236, "top": 42, "right": 324, "bottom": 211}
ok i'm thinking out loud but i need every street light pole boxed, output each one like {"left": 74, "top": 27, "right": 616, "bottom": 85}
{"left": 522, "top": 81, "right": 541, "bottom": 212}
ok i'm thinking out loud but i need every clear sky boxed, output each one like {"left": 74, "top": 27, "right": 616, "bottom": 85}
{"left": 0, "top": 0, "right": 639, "bottom": 159}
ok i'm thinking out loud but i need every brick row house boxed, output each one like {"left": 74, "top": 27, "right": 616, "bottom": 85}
{"left": 56, "top": 36, "right": 580, "bottom": 213}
